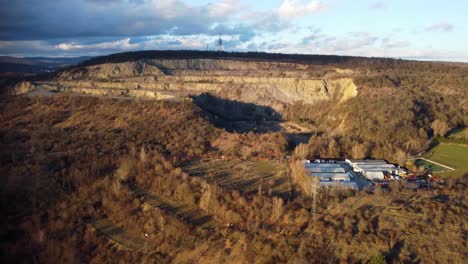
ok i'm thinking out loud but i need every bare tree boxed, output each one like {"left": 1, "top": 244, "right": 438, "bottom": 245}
{"left": 431, "top": 119, "right": 449, "bottom": 137}
{"left": 294, "top": 143, "right": 308, "bottom": 160}
{"left": 351, "top": 143, "right": 368, "bottom": 159}
{"left": 311, "top": 175, "right": 319, "bottom": 224}
{"left": 139, "top": 146, "right": 147, "bottom": 163}
{"left": 395, "top": 148, "right": 408, "bottom": 165}
{"left": 271, "top": 197, "right": 284, "bottom": 222}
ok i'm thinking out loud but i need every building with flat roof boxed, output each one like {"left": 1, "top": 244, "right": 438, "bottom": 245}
{"left": 307, "top": 172, "right": 351, "bottom": 182}
{"left": 306, "top": 167, "right": 346, "bottom": 173}
{"left": 362, "top": 170, "right": 385, "bottom": 180}
{"left": 320, "top": 181, "right": 358, "bottom": 190}
{"left": 345, "top": 159, "right": 387, "bottom": 164}
{"left": 305, "top": 163, "right": 343, "bottom": 168}
{"left": 346, "top": 159, "right": 407, "bottom": 180}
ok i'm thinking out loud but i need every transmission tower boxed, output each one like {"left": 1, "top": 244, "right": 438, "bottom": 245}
{"left": 218, "top": 33, "right": 223, "bottom": 52}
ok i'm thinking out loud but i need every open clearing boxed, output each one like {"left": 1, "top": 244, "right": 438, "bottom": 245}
{"left": 423, "top": 143, "right": 468, "bottom": 177}
{"left": 129, "top": 184, "right": 216, "bottom": 228}
{"left": 182, "top": 159, "right": 290, "bottom": 197}
{"left": 90, "top": 218, "right": 147, "bottom": 251}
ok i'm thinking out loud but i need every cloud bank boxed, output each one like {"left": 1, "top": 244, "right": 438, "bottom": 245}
{"left": 0, "top": 0, "right": 465, "bottom": 61}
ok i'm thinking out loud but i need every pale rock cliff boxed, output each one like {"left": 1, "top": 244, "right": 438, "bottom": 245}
{"left": 21, "top": 59, "right": 358, "bottom": 111}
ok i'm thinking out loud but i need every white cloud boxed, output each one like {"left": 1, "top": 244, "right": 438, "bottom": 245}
{"left": 425, "top": 23, "right": 454, "bottom": 32}
{"left": 277, "top": 0, "right": 324, "bottom": 19}
{"left": 206, "top": 0, "right": 245, "bottom": 19}
{"left": 302, "top": 27, "right": 325, "bottom": 44}
{"left": 56, "top": 38, "right": 139, "bottom": 51}
{"left": 305, "top": 32, "right": 378, "bottom": 52}
{"left": 141, "top": 35, "right": 209, "bottom": 50}
{"left": 381, "top": 37, "right": 410, "bottom": 49}
{"left": 369, "top": 2, "right": 386, "bottom": 10}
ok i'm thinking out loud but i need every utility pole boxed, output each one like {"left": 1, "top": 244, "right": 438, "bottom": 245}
{"left": 311, "top": 176, "right": 318, "bottom": 224}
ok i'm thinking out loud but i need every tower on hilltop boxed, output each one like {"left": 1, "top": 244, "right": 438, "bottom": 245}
{"left": 218, "top": 33, "right": 223, "bottom": 52}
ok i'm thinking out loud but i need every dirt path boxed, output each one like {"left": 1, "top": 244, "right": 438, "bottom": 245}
{"left": 417, "top": 157, "right": 455, "bottom": 171}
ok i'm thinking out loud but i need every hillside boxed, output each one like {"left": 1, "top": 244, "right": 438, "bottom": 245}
{"left": 1, "top": 95, "right": 466, "bottom": 263}
{"left": 1, "top": 51, "right": 467, "bottom": 263}
{"left": 8, "top": 51, "right": 467, "bottom": 162}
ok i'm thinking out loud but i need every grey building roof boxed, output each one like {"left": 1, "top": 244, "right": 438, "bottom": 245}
{"left": 306, "top": 167, "right": 346, "bottom": 173}
{"left": 346, "top": 159, "right": 387, "bottom": 164}
{"left": 305, "top": 163, "right": 343, "bottom": 168}
{"left": 319, "top": 181, "right": 358, "bottom": 189}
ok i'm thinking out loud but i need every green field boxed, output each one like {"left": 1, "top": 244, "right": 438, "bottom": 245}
{"left": 423, "top": 143, "right": 468, "bottom": 177}
{"left": 414, "top": 159, "right": 446, "bottom": 173}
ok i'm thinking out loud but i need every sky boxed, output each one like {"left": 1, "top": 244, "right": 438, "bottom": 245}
{"left": 0, "top": 0, "right": 467, "bottom": 61}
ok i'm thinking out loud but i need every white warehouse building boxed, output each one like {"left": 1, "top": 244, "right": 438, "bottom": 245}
{"left": 362, "top": 170, "right": 385, "bottom": 180}
{"left": 346, "top": 159, "right": 407, "bottom": 180}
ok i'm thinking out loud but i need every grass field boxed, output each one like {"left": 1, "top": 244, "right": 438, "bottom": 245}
{"left": 423, "top": 143, "right": 468, "bottom": 177}
{"left": 414, "top": 159, "right": 447, "bottom": 173}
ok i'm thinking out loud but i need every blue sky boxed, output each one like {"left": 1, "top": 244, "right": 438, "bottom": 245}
{"left": 0, "top": 0, "right": 466, "bottom": 61}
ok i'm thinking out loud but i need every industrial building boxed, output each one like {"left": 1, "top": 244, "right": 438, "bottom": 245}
{"left": 305, "top": 163, "right": 346, "bottom": 173}
{"left": 306, "top": 172, "right": 351, "bottom": 182}
{"left": 320, "top": 181, "right": 359, "bottom": 190}
{"left": 305, "top": 167, "right": 346, "bottom": 173}
{"left": 305, "top": 163, "right": 343, "bottom": 169}
{"left": 303, "top": 160, "right": 355, "bottom": 189}
{"left": 345, "top": 159, "right": 406, "bottom": 180}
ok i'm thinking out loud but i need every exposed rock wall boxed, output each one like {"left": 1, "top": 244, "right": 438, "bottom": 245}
{"left": 55, "top": 86, "right": 174, "bottom": 99}
{"left": 9, "top": 81, "right": 34, "bottom": 95}
{"left": 29, "top": 59, "right": 358, "bottom": 110}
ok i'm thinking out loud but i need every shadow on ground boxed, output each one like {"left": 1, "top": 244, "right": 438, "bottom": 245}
{"left": 191, "top": 93, "right": 283, "bottom": 133}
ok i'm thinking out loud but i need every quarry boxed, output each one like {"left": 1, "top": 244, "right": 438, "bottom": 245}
{"left": 10, "top": 58, "right": 358, "bottom": 114}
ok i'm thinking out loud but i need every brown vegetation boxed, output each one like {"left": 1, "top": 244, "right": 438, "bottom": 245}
{"left": 1, "top": 54, "right": 467, "bottom": 263}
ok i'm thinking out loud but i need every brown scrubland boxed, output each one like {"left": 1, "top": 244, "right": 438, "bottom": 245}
{"left": 1, "top": 95, "right": 466, "bottom": 263}
{"left": 1, "top": 52, "right": 467, "bottom": 263}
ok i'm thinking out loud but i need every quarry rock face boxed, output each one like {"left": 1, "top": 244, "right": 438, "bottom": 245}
{"left": 25, "top": 59, "right": 358, "bottom": 112}
{"left": 10, "top": 81, "right": 34, "bottom": 95}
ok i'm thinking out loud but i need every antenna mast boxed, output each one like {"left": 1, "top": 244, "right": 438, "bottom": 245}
{"left": 218, "top": 33, "right": 223, "bottom": 52}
